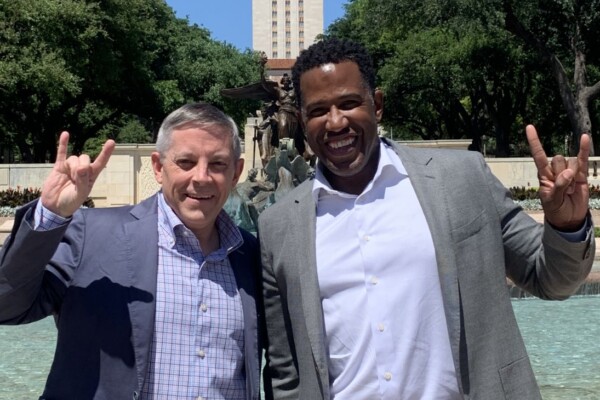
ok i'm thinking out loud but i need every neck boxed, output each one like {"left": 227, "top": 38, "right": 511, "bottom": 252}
{"left": 327, "top": 173, "right": 371, "bottom": 196}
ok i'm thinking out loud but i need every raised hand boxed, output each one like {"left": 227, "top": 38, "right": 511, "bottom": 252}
{"left": 526, "top": 124, "right": 590, "bottom": 231}
{"left": 41, "top": 131, "right": 115, "bottom": 217}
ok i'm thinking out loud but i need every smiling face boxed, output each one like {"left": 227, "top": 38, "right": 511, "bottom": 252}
{"left": 300, "top": 61, "right": 383, "bottom": 194}
{"left": 151, "top": 124, "right": 243, "bottom": 239}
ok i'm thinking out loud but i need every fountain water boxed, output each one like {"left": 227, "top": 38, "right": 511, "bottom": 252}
{"left": 1, "top": 297, "right": 598, "bottom": 399}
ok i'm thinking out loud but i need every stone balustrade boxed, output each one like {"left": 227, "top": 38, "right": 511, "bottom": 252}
{"left": 2, "top": 126, "right": 600, "bottom": 207}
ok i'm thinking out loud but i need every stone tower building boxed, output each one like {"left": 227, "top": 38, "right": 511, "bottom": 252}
{"left": 252, "top": 0, "right": 323, "bottom": 60}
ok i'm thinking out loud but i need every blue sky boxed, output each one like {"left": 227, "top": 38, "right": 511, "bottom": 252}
{"left": 165, "top": 0, "right": 348, "bottom": 51}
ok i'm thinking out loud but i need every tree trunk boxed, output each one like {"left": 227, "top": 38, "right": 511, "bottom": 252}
{"left": 572, "top": 81, "right": 600, "bottom": 154}
{"left": 503, "top": 2, "right": 599, "bottom": 156}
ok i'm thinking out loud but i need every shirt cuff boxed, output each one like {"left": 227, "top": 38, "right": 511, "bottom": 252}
{"left": 554, "top": 215, "right": 592, "bottom": 243}
{"left": 33, "top": 201, "right": 71, "bottom": 230}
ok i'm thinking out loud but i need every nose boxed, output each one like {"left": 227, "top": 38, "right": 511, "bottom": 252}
{"left": 192, "top": 163, "right": 211, "bottom": 183}
{"left": 325, "top": 106, "right": 347, "bottom": 132}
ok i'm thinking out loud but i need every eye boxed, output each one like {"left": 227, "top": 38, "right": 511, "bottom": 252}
{"left": 210, "top": 160, "right": 228, "bottom": 171}
{"left": 175, "top": 159, "right": 195, "bottom": 170}
{"left": 339, "top": 99, "right": 361, "bottom": 110}
{"left": 306, "top": 107, "right": 327, "bottom": 118}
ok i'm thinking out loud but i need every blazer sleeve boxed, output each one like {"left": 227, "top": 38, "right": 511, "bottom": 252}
{"left": 482, "top": 155, "right": 594, "bottom": 299}
{"left": 0, "top": 200, "right": 83, "bottom": 323}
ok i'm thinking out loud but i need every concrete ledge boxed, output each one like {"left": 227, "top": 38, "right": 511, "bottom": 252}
{"left": 1, "top": 212, "right": 599, "bottom": 266}
{"left": 0, "top": 219, "right": 12, "bottom": 244}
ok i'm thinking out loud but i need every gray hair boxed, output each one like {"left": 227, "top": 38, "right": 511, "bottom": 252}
{"left": 156, "top": 103, "right": 241, "bottom": 161}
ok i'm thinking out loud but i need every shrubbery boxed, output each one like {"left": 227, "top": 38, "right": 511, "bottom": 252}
{"left": 0, "top": 187, "right": 42, "bottom": 207}
{"left": 509, "top": 185, "right": 600, "bottom": 201}
{"left": 0, "top": 187, "right": 94, "bottom": 216}
{"left": 506, "top": 186, "right": 600, "bottom": 211}
{"left": 0, "top": 186, "right": 598, "bottom": 217}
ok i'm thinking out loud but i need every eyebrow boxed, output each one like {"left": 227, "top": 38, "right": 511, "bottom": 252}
{"left": 305, "top": 93, "right": 364, "bottom": 109}
{"left": 171, "top": 151, "right": 232, "bottom": 160}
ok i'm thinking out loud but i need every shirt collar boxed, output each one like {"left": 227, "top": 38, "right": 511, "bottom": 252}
{"left": 311, "top": 140, "right": 407, "bottom": 203}
{"left": 157, "top": 191, "right": 243, "bottom": 255}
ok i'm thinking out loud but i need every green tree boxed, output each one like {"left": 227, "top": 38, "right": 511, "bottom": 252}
{"left": 0, "top": 0, "right": 262, "bottom": 162}
{"left": 326, "top": 0, "right": 599, "bottom": 156}
{"left": 0, "top": 0, "right": 98, "bottom": 161}
{"left": 327, "top": 0, "right": 537, "bottom": 155}
{"left": 503, "top": 0, "right": 600, "bottom": 155}
{"left": 162, "top": 20, "right": 263, "bottom": 126}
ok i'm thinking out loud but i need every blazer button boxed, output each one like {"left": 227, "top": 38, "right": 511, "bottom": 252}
{"left": 133, "top": 391, "right": 139, "bottom": 400}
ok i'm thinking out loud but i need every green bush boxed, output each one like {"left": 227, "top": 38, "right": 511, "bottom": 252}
{"left": 509, "top": 186, "right": 539, "bottom": 200}
{"left": 0, "top": 187, "right": 94, "bottom": 209}
{"left": 509, "top": 185, "right": 600, "bottom": 200}
{"left": 0, "top": 187, "right": 42, "bottom": 207}
{"left": 589, "top": 185, "right": 600, "bottom": 199}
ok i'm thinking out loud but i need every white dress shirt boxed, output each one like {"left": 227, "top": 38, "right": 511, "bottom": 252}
{"left": 313, "top": 141, "right": 461, "bottom": 399}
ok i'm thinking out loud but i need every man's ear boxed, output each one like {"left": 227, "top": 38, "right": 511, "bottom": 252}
{"left": 151, "top": 152, "right": 163, "bottom": 184}
{"left": 374, "top": 89, "right": 384, "bottom": 122}
{"left": 232, "top": 158, "right": 244, "bottom": 187}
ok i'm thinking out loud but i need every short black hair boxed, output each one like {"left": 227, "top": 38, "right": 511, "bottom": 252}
{"left": 291, "top": 37, "right": 376, "bottom": 107}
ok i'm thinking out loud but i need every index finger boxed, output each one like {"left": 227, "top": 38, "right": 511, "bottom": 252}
{"left": 526, "top": 124, "right": 552, "bottom": 177}
{"left": 56, "top": 131, "right": 70, "bottom": 163}
{"left": 577, "top": 132, "right": 590, "bottom": 173}
{"left": 90, "top": 139, "right": 116, "bottom": 177}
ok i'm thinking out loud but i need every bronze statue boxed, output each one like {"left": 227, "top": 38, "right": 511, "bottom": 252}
{"left": 221, "top": 54, "right": 315, "bottom": 231}
{"left": 220, "top": 53, "right": 310, "bottom": 161}
{"left": 271, "top": 73, "right": 298, "bottom": 145}
{"left": 257, "top": 100, "right": 278, "bottom": 167}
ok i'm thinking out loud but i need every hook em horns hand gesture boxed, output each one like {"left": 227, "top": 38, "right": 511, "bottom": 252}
{"left": 41, "top": 131, "right": 115, "bottom": 218}
{"left": 526, "top": 124, "right": 590, "bottom": 231}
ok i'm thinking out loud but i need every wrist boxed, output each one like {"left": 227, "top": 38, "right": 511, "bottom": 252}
{"left": 545, "top": 214, "right": 588, "bottom": 233}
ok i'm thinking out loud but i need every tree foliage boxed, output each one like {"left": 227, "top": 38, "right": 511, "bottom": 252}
{"left": 503, "top": 0, "right": 600, "bottom": 154}
{"left": 326, "top": 0, "right": 600, "bottom": 156}
{"left": 0, "top": 0, "right": 262, "bottom": 161}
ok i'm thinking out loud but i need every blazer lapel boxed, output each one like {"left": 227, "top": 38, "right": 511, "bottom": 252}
{"left": 124, "top": 195, "right": 160, "bottom": 390}
{"left": 392, "top": 143, "right": 463, "bottom": 383}
{"left": 228, "top": 242, "right": 260, "bottom": 399}
{"left": 289, "top": 182, "right": 330, "bottom": 394}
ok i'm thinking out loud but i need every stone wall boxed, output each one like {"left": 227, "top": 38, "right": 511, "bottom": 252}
{"left": 487, "top": 157, "right": 600, "bottom": 188}
{"left": 3, "top": 135, "right": 600, "bottom": 207}
{"left": 0, "top": 144, "right": 160, "bottom": 208}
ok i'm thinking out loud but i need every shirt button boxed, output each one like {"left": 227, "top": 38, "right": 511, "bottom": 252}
{"left": 370, "top": 276, "right": 379, "bottom": 285}
{"left": 377, "top": 323, "right": 385, "bottom": 332}
{"left": 363, "top": 235, "right": 370, "bottom": 241}
{"left": 384, "top": 372, "right": 392, "bottom": 381}
{"left": 200, "top": 303, "right": 208, "bottom": 312}
{"left": 197, "top": 349, "right": 206, "bottom": 358}
{"left": 197, "top": 397, "right": 205, "bottom": 400}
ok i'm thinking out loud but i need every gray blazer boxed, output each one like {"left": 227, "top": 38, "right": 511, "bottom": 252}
{"left": 258, "top": 140, "right": 594, "bottom": 400}
{"left": 0, "top": 194, "right": 265, "bottom": 400}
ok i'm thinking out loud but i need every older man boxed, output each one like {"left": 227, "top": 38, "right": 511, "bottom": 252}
{"left": 0, "top": 103, "right": 266, "bottom": 399}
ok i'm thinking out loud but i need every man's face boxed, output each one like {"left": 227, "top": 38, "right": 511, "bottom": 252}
{"left": 151, "top": 125, "right": 243, "bottom": 237}
{"left": 300, "top": 61, "right": 383, "bottom": 193}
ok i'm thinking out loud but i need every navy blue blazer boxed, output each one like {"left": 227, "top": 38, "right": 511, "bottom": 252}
{"left": 0, "top": 194, "right": 265, "bottom": 400}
